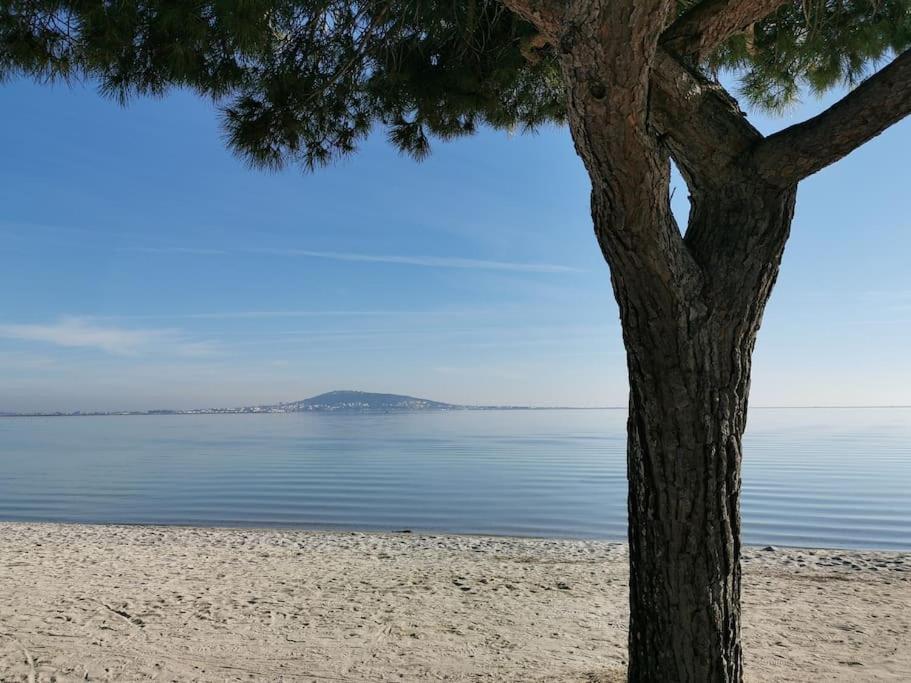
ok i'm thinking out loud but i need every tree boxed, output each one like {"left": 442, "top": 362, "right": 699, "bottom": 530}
{"left": 2, "top": 1, "right": 910, "bottom": 679}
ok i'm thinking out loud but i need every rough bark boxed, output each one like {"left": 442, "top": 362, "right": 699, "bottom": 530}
{"left": 753, "top": 48, "right": 911, "bottom": 186}
{"left": 649, "top": 49, "right": 762, "bottom": 191}
{"left": 552, "top": 3, "right": 798, "bottom": 680}
{"left": 621, "top": 183, "right": 795, "bottom": 682}
{"left": 501, "top": 0, "right": 907, "bottom": 680}
{"left": 661, "top": 0, "right": 793, "bottom": 59}
{"left": 625, "top": 326, "right": 750, "bottom": 682}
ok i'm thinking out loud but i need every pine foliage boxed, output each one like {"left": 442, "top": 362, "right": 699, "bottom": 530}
{"left": 2, "top": 0, "right": 909, "bottom": 169}
{"left": 710, "top": 1, "right": 911, "bottom": 110}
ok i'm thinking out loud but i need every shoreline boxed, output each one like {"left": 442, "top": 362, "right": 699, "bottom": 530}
{"left": 2, "top": 522, "right": 909, "bottom": 681}
{"left": 4, "top": 405, "right": 911, "bottom": 418}
{"left": 1, "top": 518, "right": 907, "bottom": 552}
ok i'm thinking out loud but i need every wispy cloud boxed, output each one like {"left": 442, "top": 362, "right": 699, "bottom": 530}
{"left": 122, "top": 246, "right": 228, "bottom": 256}
{"left": 251, "top": 248, "right": 581, "bottom": 273}
{"left": 121, "top": 245, "right": 581, "bottom": 273}
{"left": 174, "top": 309, "right": 453, "bottom": 320}
{"left": 89, "top": 308, "right": 494, "bottom": 321}
{"left": 0, "top": 317, "right": 215, "bottom": 357}
{"left": 0, "top": 351, "right": 61, "bottom": 371}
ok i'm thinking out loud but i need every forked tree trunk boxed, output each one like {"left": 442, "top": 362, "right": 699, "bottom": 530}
{"left": 497, "top": 0, "right": 907, "bottom": 678}
{"left": 544, "top": 3, "right": 799, "bottom": 678}
{"left": 609, "top": 185, "right": 797, "bottom": 682}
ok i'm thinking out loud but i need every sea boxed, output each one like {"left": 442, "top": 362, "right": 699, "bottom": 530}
{"left": 1, "top": 408, "right": 909, "bottom": 550}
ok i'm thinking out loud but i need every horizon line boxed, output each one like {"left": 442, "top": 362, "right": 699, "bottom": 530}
{"left": 4, "top": 403, "right": 911, "bottom": 417}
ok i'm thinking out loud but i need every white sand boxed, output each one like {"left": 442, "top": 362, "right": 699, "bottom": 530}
{"left": 1, "top": 523, "right": 909, "bottom": 682}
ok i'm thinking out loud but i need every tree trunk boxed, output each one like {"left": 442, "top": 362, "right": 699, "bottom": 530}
{"left": 612, "top": 185, "right": 797, "bottom": 682}
{"left": 624, "top": 321, "right": 750, "bottom": 682}
{"left": 544, "top": 3, "right": 798, "bottom": 678}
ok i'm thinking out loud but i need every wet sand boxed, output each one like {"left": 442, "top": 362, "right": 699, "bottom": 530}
{"left": 1, "top": 522, "right": 909, "bottom": 681}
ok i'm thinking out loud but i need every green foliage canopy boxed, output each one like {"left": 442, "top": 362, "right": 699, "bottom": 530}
{"left": 2, "top": 0, "right": 909, "bottom": 170}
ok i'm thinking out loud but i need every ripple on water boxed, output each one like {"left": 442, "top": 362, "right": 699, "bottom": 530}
{"left": 0, "top": 408, "right": 909, "bottom": 549}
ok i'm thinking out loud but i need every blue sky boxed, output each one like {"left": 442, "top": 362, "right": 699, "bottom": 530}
{"left": 1, "top": 74, "right": 909, "bottom": 412}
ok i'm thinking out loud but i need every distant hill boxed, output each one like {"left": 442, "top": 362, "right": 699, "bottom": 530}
{"left": 258, "top": 390, "right": 458, "bottom": 412}
{"left": 3, "top": 390, "right": 553, "bottom": 417}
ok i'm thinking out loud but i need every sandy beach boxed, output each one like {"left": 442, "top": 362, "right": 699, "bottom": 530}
{"left": 1, "top": 523, "right": 909, "bottom": 682}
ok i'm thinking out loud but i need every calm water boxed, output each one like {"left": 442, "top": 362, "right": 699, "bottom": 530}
{"left": 1, "top": 409, "right": 909, "bottom": 549}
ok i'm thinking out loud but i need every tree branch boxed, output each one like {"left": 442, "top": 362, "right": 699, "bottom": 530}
{"left": 498, "top": 0, "right": 564, "bottom": 39}
{"left": 661, "top": 0, "right": 792, "bottom": 59}
{"left": 753, "top": 48, "right": 911, "bottom": 186}
{"left": 649, "top": 49, "right": 762, "bottom": 190}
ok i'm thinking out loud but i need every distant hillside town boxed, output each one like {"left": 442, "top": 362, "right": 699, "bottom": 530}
{"left": 1, "top": 390, "right": 561, "bottom": 417}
